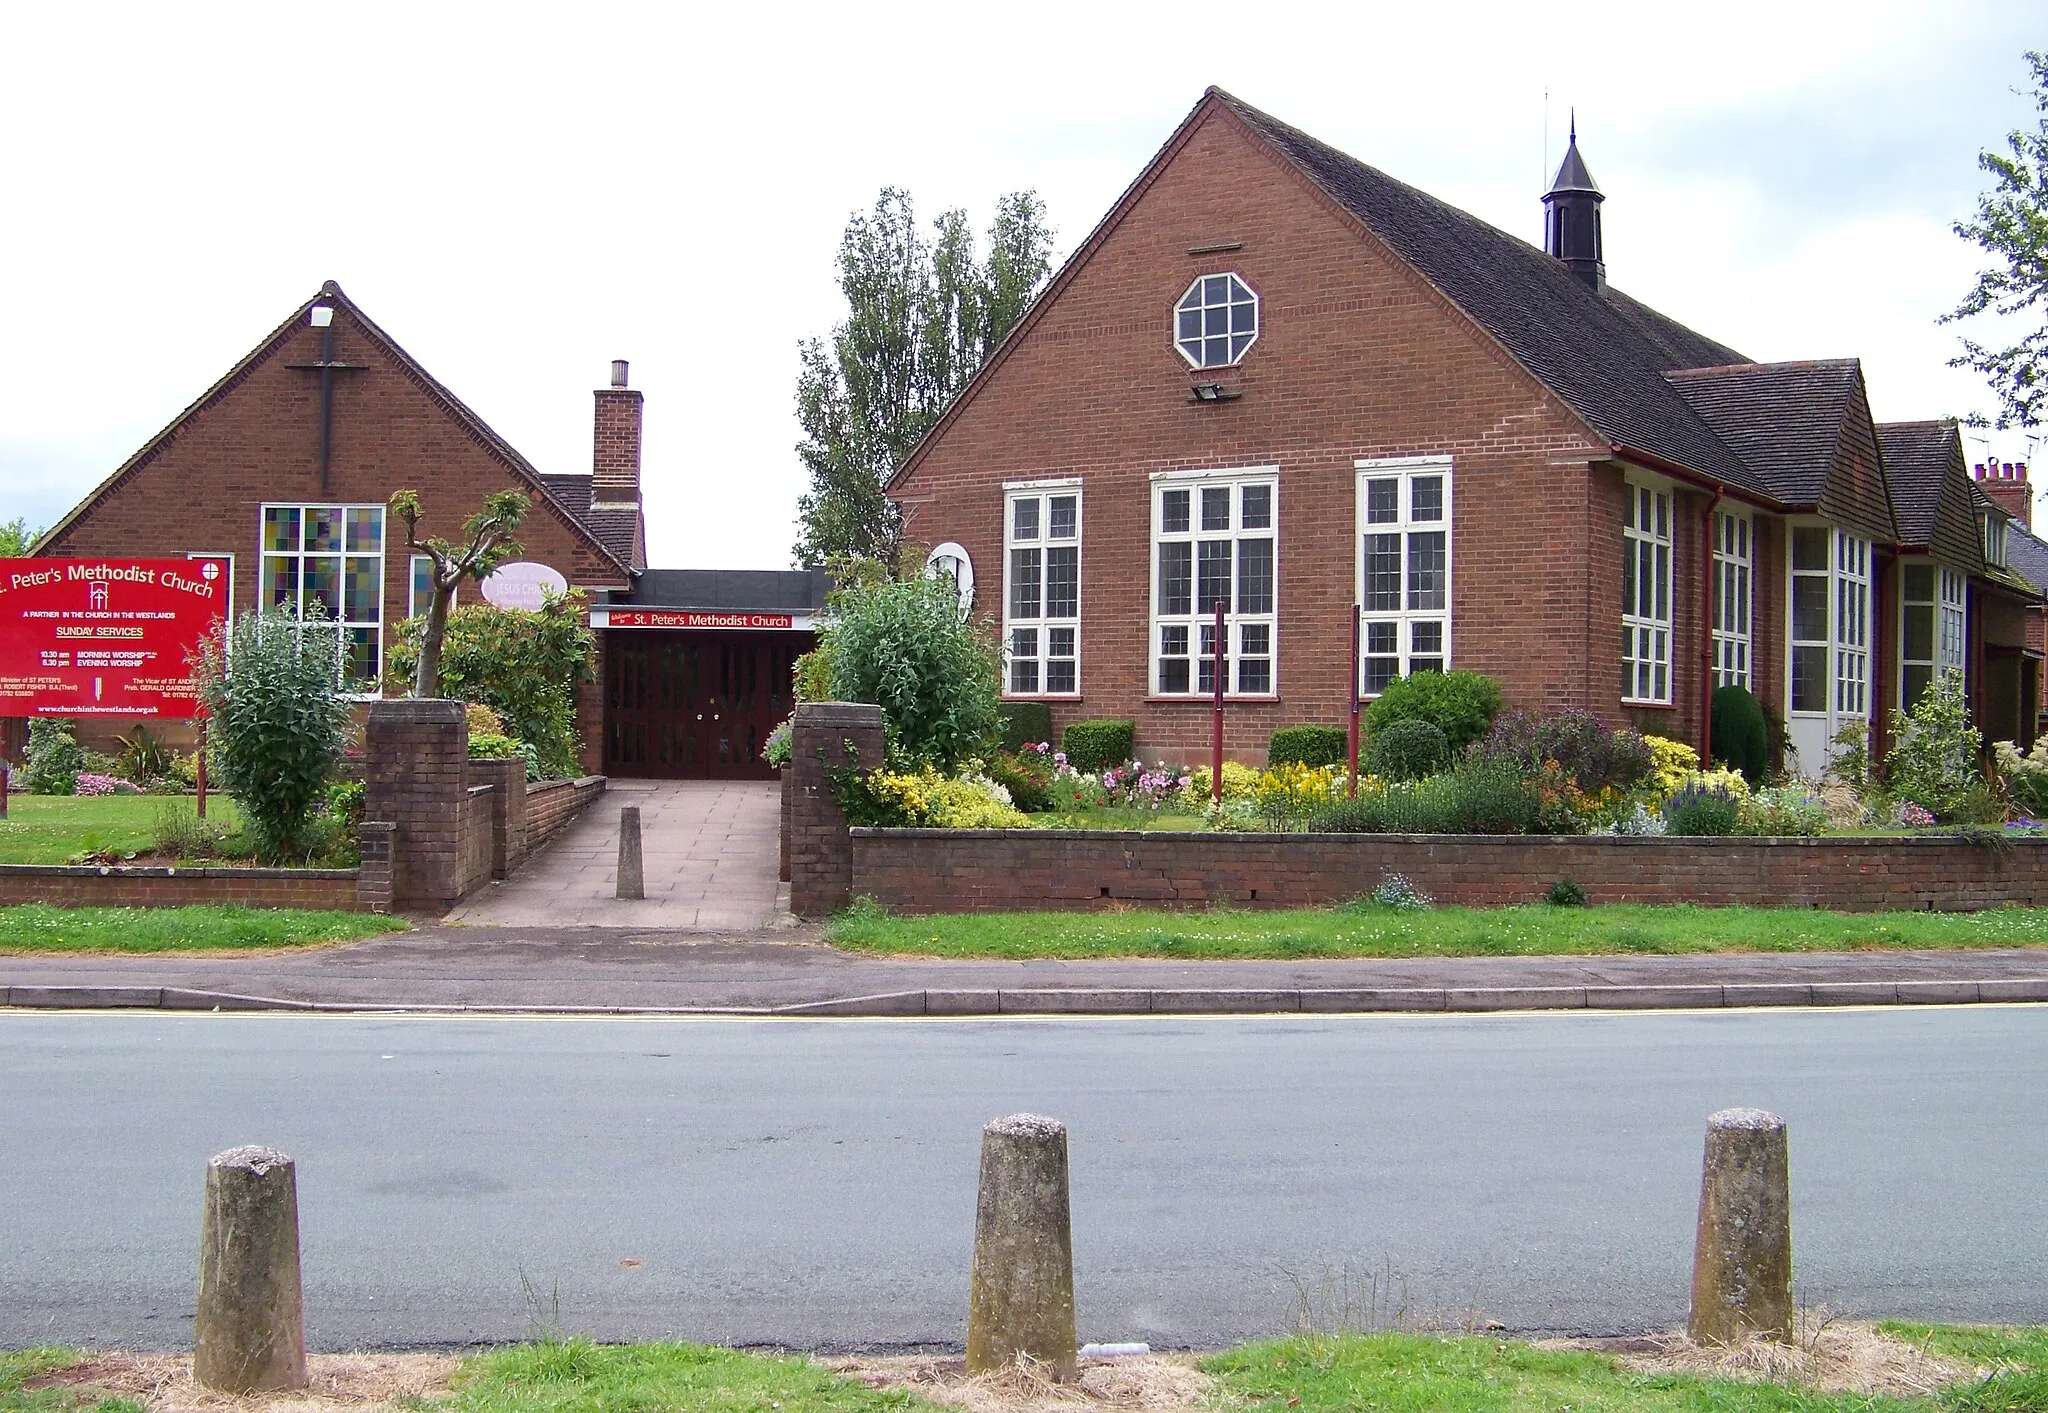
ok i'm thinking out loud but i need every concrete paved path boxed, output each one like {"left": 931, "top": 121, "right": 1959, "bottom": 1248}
{"left": 446, "top": 780, "right": 783, "bottom": 930}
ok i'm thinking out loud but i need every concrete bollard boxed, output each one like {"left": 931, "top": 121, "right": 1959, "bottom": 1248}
{"left": 194, "top": 1146, "right": 308, "bottom": 1393}
{"left": 616, "top": 805, "right": 644, "bottom": 900}
{"left": 966, "top": 1113, "right": 1077, "bottom": 1380}
{"left": 1688, "top": 1108, "right": 1793, "bottom": 1346}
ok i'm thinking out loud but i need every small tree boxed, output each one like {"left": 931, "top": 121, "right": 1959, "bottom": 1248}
{"left": 0, "top": 518, "right": 43, "bottom": 556}
{"left": 823, "top": 574, "right": 1000, "bottom": 769}
{"left": 194, "top": 607, "right": 350, "bottom": 862}
{"left": 389, "top": 488, "right": 530, "bottom": 698}
{"left": 1883, "top": 669, "right": 1984, "bottom": 819}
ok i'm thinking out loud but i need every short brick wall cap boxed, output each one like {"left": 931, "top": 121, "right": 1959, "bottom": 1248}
{"left": 795, "top": 702, "right": 887, "bottom": 728}
{"left": 367, "top": 698, "right": 466, "bottom": 724}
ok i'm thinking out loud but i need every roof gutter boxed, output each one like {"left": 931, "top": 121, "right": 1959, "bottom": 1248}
{"left": 1606, "top": 444, "right": 1780, "bottom": 512}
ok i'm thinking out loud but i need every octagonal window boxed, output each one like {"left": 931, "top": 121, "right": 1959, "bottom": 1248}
{"left": 1175, "top": 273, "right": 1258, "bottom": 368}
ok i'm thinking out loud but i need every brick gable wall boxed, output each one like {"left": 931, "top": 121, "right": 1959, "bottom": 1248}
{"left": 895, "top": 109, "right": 1702, "bottom": 761}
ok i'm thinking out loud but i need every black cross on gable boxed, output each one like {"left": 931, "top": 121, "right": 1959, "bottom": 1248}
{"left": 285, "top": 294, "right": 366, "bottom": 496}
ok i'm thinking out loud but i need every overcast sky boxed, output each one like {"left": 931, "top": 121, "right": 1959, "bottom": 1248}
{"left": 1, "top": 1, "right": 2041, "bottom": 568}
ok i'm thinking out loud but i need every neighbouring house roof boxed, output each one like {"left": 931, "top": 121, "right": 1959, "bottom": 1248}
{"left": 2004, "top": 523, "right": 2048, "bottom": 598}
{"left": 608, "top": 568, "right": 832, "bottom": 614}
{"left": 539, "top": 473, "right": 646, "bottom": 570}
{"left": 1207, "top": 90, "right": 1772, "bottom": 495}
{"left": 1877, "top": 419, "right": 1960, "bottom": 548}
{"left": 38, "top": 281, "right": 635, "bottom": 585}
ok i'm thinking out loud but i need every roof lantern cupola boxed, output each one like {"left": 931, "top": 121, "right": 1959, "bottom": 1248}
{"left": 1542, "top": 112, "right": 1606, "bottom": 294}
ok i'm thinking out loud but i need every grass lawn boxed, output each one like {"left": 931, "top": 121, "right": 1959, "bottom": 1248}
{"left": 0, "top": 795, "right": 246, "bottom": 865}
{"left": 829, "top": 897, "right": 2048, "bottom": 960}
{"left": 6, "top": 1326, "right": 2042, "bottom": 1413}
{"left": 0, "top": 905, "right": 405, "bottom": 954}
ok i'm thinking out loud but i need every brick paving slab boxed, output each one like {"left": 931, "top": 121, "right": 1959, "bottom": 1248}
{"left": 446, "top": 780, "right": 783, "bottom": 929}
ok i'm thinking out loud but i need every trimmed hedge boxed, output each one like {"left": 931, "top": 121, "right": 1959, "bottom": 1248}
{"left": 1710, "top": 684, "right": 1770, "bottom": 783}
{"left": 998, "top": 701, "right": 1054, "bottom": 753}
{"left": 1062, "top": 719, "right": 1135, "bottom": 773}
{"left": 1363, "top": 670, "right": 1501, "bottom": 752}
{"left": 1269, "top": 725, "right": 1348, "bottom": 768}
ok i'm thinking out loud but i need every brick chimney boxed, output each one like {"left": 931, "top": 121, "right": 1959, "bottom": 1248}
{"left": 592, "top": 359, "right": 642, "bottom": 507}
{"left": 1974, "top": 459, "right": 2033, "bottom": 532}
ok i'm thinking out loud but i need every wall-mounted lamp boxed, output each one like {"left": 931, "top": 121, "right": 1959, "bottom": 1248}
{"left": 1189, "top": 382, "right": 1239, "bottom": 403}
{"left": 309, "top": 305, "right": 334, "bottom": 328}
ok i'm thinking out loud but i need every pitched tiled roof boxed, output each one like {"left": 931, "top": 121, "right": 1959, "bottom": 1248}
{"left": 1876, "top": 420, "right": 1959, "bottom": 548}
{"left": 539, "top": 473, "right": 645, "bottom": 570}
{"left": 613, "top": 568, "right": 832, "bottom": 614}
{"left": 2004, "top": 523, "right": 2048, "bottom": 598}
{"left": 1661, "top": 361, "right": 1862, "bottom": 505}
{"left": 1212, "top": 90, "right": 1768, "bottom": 494}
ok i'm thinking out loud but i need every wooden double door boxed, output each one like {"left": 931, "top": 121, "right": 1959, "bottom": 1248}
{"left": 604, "top": 630, "right": 809, "bottom": 779}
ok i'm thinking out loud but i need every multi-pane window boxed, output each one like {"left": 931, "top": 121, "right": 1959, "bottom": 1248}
{"left": 1174, "top": 273, "right": 1258, "bottom": 369}
{"left": 1355, "top": 460, "right": 1451, "bottom": 696}
{"left": 1711, "top": 510, "right": 1752, "bottom": 689}
{"left": 408, "top": 554, "right": 456, "bottom": 620}
{"left": 261, "top": 504, "right": 383, "bottom": 690}
{"left": 1004, "top": 487, "right": 1080, "bottom": 696}
{"left": 1900, "top": 562, "right": 1967, "bottom": 710}
{"left": 1834, "top": 531, "right": 1870, "bottom": 716}
{"left": 1152, "top": 472, "right": 1277, "bottom": 695}
{"left": 1788, "top": 524, "right": 1870, "bottom": 718}
{"left": 1984, "top": 512, "right": 2008, "bottom": 568}
{"left": 1622, "top": 480, "right": 1672, "bottom": 703}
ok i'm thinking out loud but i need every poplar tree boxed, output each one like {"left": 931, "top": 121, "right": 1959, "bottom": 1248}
{"left": 1946, "top": 51, "right": 2048, "bottom": 429}
{"left": 793, "top": 189, "right": 1055, "bottom": 570}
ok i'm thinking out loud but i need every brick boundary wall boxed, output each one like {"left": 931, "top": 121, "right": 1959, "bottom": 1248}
{"left": 0, "top": 864, "right": 360, "bottom": 910}
{"left": 525, "top": 776, "right": 606, "bottom": 850}
{"left": 789, "top": 702, "right": 888, "bottom": 916}
{"left": 847, "top": 830, "right": 2048, "bottom": 914}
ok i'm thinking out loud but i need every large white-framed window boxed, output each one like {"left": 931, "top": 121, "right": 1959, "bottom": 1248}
{"left": 260, "top": 503, "right": 384, "bottom": 692}
{"left": 1834, "top": 531, "right": 1870, "bottom": 716}
{"left": 1622, "top": 477, "right": 1673, "bottom": 703}
{"left": 1787, "top": 523, "right": 1871, "bottom": 717}
{"left": 1711, "top": 510, "right": 1752, "bottom": 690}
{"left": 1355, "top": 457, "right": 1451, "bottom": 696}
{"left": 1174, "top": 273, "right": 1259, "bottom": 369}
{"left": 1151, "top": 467, "right": 1278, "bottom": 696}
{"left": 1900, "top": 561, "right": 1967, "bottom": 710}
{"left": 1003, "top": 482, "right": 1081, "bottom": 697}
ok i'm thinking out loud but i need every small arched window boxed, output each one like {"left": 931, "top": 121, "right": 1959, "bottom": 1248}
{"left": 1175, "top": 273, "right": 1258, "bottom": 369}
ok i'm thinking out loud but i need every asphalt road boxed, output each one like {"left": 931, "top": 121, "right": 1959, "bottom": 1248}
{"left": 2, "top": 1006, "right": 2043, "bottom": 1351}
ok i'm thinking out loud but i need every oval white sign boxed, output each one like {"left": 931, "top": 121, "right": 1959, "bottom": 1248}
{"left": 480, "top": 561, "right": 569, "bottom": 611}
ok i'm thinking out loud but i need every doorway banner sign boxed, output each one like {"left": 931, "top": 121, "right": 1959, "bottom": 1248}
{"left": 0, "top": 558, "right": 229, "bottom": 717}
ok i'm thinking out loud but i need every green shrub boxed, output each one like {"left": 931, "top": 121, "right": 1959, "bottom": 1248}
{"left": 1308, "top": 760, "right": 1532, "bottom": 835}
{"left": 1548, "top": 878, "right": 1588, "bottom": 906}
{"left": 999, "top": 702, "right": 1055, "bottom": 752}
{"left": 152, "top": 799, "right": 234, "bottom": 860}
{"left": 825, "top": 575, "right": 1001, "bottom": 770}
{"left": 194, "top": 608, "right": 351, "bottom": 863}
{"left": 468, "top": 732, "right": 522, "bottom": 760}
{"left": 388, "top": 591, "right": 597, "bottom": 780}
{"left": 793, "top": 645, "right": 835, "bottom": 703}
{"left": 1268, "top": 725, "right": 1348, "bottom": 769}
{"left": 1062, "top": 719, "right": 1135, "bottom": 773}
{"left": 1663, "top": 783, "right": 1741, "bottom": 836}
{"left": 23, "top": 718, "right": 83, "bottom": 795}
{"left": 1366, "top": 719, "right": 1449, "bottom": 781}
{"left": 115, "top": 724, "right": 178, "bottom": 785}
{"left": 984, "top": 750, "right": 1054, "bottom": 812}
{"left": 1710, "top": 684, "right": 1770, "bottom": 782}
{"left": 1478, "top": 709, "right": 1655, "bottom": 795}
{"left": 1363, "top": 670, "right": 1501, "bottom": 752}
{"left": 1884, "top": 670, "right": 1984, "bottom": 819}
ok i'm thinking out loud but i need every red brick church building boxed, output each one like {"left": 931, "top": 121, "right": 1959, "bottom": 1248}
{"left": 890, "top": 89, "right": 2044, "bottom": 772}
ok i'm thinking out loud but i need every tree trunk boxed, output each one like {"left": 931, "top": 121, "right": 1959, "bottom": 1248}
{"left": 414, "top": 581, "right": 454, "bottom": 698}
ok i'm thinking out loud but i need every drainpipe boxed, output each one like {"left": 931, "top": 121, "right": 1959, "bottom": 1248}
{"left": 1701, "top": 486, "right": 1722, "bottom": 754}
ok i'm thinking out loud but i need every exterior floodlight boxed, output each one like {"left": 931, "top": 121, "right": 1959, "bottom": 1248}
{"left": 1190, "top": 381, "right": 1237, "bottom": 403}
{"left": 310, "top": 306, "right": 334, "bottom": 327}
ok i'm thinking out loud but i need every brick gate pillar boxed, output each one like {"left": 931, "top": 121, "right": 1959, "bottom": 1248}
{"left": 363, "top": 699, "right": 469, "bottom": 909}
{"left": 788, "top": 702, "right": 886, "bottom": 917}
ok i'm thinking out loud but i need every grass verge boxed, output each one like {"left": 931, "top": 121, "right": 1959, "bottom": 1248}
{"left": 0, "top": 905, "right": 406, "bottom": 954}
{"left": 827, "top": 897, "right": 2048, "bottom": 960}
{"left": 0, "top": 796, "right": 247, "bottom": 866}
{"left": 0, "top": 1349, "right": 137, "bottom": 1413}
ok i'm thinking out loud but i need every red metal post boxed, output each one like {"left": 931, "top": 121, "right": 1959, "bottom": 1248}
{"left": 1348, "top": 602, "right": 1361, "bottom": 797}
{"left": 1210, "top": 600, "right": 1226, "bottom": 805}
{"left": 196, "top": 718, "right": 207, "bottom": 819}
{"left": 1, "top": 744, "right": 9, "bottom": 820}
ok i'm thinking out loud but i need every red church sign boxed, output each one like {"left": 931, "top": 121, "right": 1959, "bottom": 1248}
{"left": 598, "top": 610, "right": 800, "bottom": 630}
{"left": 0, "top": 559, "right": 228, "bottom": 718}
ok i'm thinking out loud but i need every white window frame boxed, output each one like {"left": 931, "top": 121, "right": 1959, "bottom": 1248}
{"left": 1711, "top": 509, "right": 1751, "bottom": 690}
{"left": 1150, "top": 466, "right": 1279, "bottom": 698}
{"left": 1173, "top": 272, "right": 1259, "bottom": 370}
{"left": 1354, "top": 456, "right": 1452, "bottom": 698}
{"left": 1984, "top": 511, "right": 2008, "bottom": 568}
{"left": 1786, "top": 521, "right": 1870, "bottom": 722}
{"left": 259, "top": 502, "right": 386, "bottom": 695}
{"left": 1622, "top": 475, "right": 1674, "bottom": 704}
{"left": 1002, "top": 480, "right": 1082, "bottom": 698}
{"left": 408, "top": 554, "right": 456, "bottom": 620}
{"left": 1900, "top": 560, "right": 1967, "bottom": 711}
